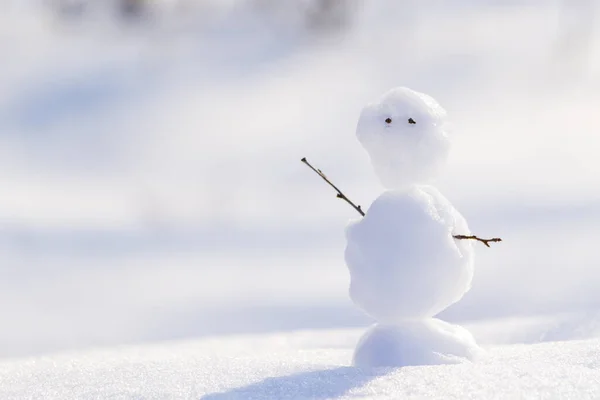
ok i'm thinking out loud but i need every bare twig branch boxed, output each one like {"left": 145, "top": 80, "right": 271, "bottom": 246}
{"left": 452, "top": 235, "right": 502, "bottom": 248}
{"left": 301, "top": 157, "right": 502, "bottom": 247}
{"left": 301, "top": 157, "right": 365, "bottom": 216}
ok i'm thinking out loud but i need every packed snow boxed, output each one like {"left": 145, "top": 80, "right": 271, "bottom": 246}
{"left": 353, "top": 319, "right": 481, "bottom": 368}
{"left": 345, "top": 87, "right": 478, "bottom": 367}
{"left": 355, "top": 87, "right": 450, "bottom": 189}
{"left": 345, "top": 189, "right": 474, "bottom": 321}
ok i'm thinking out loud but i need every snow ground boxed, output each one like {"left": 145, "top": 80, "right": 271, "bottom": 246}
{"left": 2, "top": 323, "right": 600, "bottom": 400}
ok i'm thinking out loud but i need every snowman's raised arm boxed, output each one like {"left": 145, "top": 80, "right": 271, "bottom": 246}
{"left": 301, "top": 157, "right": 365, "bottom": 217}
{"left": 301, "top": 157, "right": 502, "bottom": 248}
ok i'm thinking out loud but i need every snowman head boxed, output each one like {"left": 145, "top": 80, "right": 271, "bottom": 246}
{"left": 356, "top": 87, "right": 450, "bottom": 189}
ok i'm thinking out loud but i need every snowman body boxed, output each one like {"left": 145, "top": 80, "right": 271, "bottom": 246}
{"left": 346, "top": 186, "right": 474, "bottom": 323}
{"left": 346, "top": 87, "right": 481, "bottom": 367}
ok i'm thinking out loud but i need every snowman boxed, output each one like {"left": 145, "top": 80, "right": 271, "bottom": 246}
{"left": 344, "top": 87, "right": 485, "bottom": 367}
{"left": 302, "top": 86, "right": 500, "bottom": 367}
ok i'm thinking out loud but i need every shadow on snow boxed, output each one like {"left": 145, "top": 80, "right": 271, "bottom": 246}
{"left": 202, "top": 366, "right": 388, "bottom": 400}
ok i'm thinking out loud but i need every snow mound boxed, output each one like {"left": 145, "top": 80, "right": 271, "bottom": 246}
{"left": 353, "top": 319, "right": 482, "bottom": 368}
{"left": 3, "top": 326, "right": 600, "bottom": 400}
{"left": 355, "top": 87, "right": 450, "bottom": 189}
{"left": 345, "top": 188, "right": 474, "bottom": 322}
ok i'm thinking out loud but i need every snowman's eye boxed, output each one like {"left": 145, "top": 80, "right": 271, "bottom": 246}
{"left": 408, "top": 118, "right": 416, "bottom": 124}
{"left": 385, "top": 118, "right": 392, "bottom": 124}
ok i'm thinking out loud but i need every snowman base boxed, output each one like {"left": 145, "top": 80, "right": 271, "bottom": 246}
{"left": 352, "top": 318, "right": 482, "bottom": 368}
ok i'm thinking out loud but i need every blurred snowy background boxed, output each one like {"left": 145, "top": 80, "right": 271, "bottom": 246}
{"left": 0, "top": 0, "right": 599, "bottom": 359}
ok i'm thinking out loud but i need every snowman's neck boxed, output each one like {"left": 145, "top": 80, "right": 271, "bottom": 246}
{"left": 388, "top": 184, "right": 430, "bottom": 193}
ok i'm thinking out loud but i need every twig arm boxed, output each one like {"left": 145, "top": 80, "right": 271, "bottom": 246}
{"left": 453, "top": 235, "right": 502, "bottom": 248}
{"left": 301, "top": 157, "right": 365, "bottom": 216}
{"left": 301, "top": 157, "right": 502, "bottom": 248}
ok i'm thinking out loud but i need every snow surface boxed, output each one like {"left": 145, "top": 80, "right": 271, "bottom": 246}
{"left": 2, "top": 326, "right": 600, "bottom": 400}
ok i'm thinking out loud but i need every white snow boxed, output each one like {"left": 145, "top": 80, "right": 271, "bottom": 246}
{"left": 1, "top": 2, "right": 600, "bottom": 398}
{"left": 353, "top": 319, "right": 481, "bottom": 368}
{"left": 355, "top": 87, "right": 450, "bottom": 189}
{"left": 2, "top": 326, "right": 600, "bottom": 400}
{"left": 345, "top": 86, "right": 477, "bottom": 367}
{"left": 345, "top": 188, "right": 474, "bottom": 321}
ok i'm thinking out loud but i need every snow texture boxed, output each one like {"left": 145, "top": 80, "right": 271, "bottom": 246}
{"left": 353, "top": 319, "right": 481, "bottom": 368}
{"left": 355, "top": 87, "right": 450, "bottom": 189}
{"left": 345, "top": 187, "right": 474, "bottom": 322}
{"left": 2, "top": 328, "right": 600, "bottom": 400}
